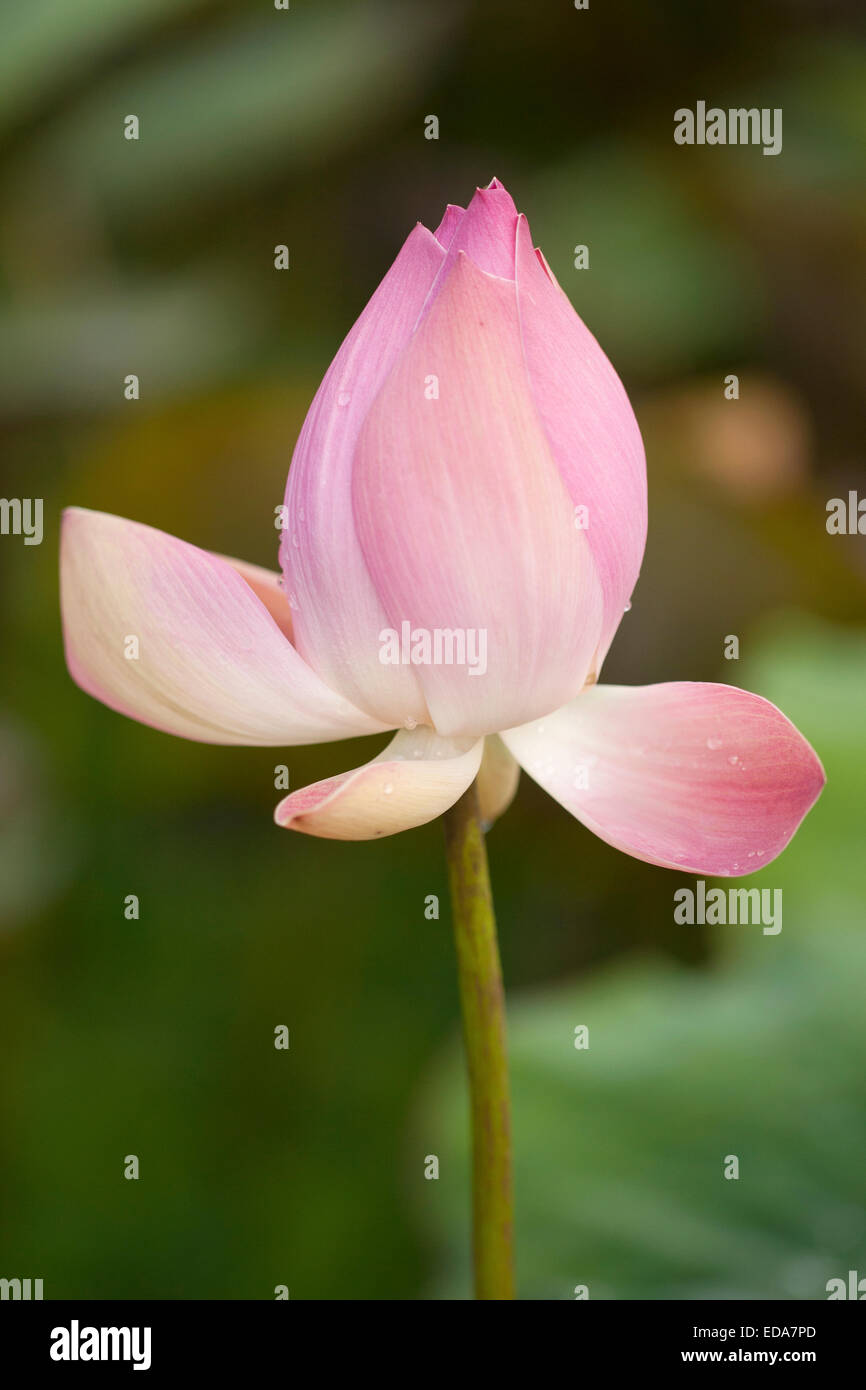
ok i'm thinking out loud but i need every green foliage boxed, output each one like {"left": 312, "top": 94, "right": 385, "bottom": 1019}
{"left": 421, "top": 622, "right": 866, "bottom": 1299}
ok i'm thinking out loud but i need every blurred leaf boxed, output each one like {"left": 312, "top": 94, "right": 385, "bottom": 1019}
{"left": 0, "top": 0, "right": 203, "bottom": 136}
{"left": 9, "top": 1, "right": 458, "bottom": 224}
{"left": 529, "top": 146, "right": 764, "bottom": 377}
{"left": 0, "top": 719, "right": 79, "bottom": 928}
{"left": 0, "top": 266, "right": 268, "bottom": 411}
{"left": 768, "top": 38, "right": 866, "bottom": 190}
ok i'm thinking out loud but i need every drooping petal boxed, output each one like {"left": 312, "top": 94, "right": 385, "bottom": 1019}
{"left": 352, "top": 251, "right": 604, "bottom": 738}
{"left": 502, "top": 683, "right": 825, "bottom": 875}
{"left": 514, "top": 214, "right": 647, "bottom": 668}
{"left": 61, "top": 508, "right": 388, "bottom": 746}
{"left": 274, "top": 728, "right": 483, "bottom": 840}
{"left": 476, "top": 734, "right": 520, "bottom": 828}
{"left": 281, "top": 223, "right": 447, "bottom": 728}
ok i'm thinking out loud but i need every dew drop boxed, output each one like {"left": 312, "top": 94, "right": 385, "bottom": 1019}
{"left": 383, "top": 782, "right": 394, "bottom": 795}
{"left": 291, "top": 533, "right": 299, "bottom": 548}
{"left": 288, "top": 590, "right": 299, "bottom": 610}
{"left": 337, "top": 391, "right": 352, "bottom": 407}
{"left": 706, "top": 737, "right": 723, "bottom": 750}
{"left": 728, "top": 754, "right": 739, "bottom": 765}
{"left": 623, "top": 601, "right": 632, "bottom": 612}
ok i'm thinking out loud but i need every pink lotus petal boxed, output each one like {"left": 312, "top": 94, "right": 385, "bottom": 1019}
{"left": 421, "top": 182, "right": 519, "bottom": 313}
{"left": 502, "top": 682, "right": 825, "bottom": 875}
{"left": 352, "top": 251, "right": 604, "bottom": 738}
{"left": 222, "top": 556, "right": 295, "bottom": 643}
{"left": 433, "top": 203, "right": 465, "bottom": 249}
{"left": 274, "top": 728, "right": 483, "bottom": 840}
{"left": 281, "top": 223, "right": 446, "bottom": 728}
{"left": 514, "top": 214, "right": 647, "bottom": 668}
{"left": 61, "top": 508, "right": 388, "bottom": 746}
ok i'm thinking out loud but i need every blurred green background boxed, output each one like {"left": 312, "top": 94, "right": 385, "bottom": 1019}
{"left": 1, "top": 0, "right": 864, "bottom": 1299}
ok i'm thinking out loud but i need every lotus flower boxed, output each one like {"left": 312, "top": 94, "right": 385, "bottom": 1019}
{"left": 60, "top": 180, "right": 824, "bottom": 871}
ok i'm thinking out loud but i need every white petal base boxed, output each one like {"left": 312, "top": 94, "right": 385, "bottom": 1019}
{"left": 275, "top": 728, "right": 483, "bottom": 840}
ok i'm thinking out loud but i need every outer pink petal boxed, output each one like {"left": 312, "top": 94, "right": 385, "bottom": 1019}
{"left": 502, "top": 683, "right": 825, "bottom": 875}
{"left": 352, "top": 252, "right": 604, "bottom": 739}
{"left": 514, "top": 213, "right": 647, "bottom": 669}
{"left": 274, "top": 728, "right": 483, "bottom": 840}
{"left": 61, "top": 508, "right": 388, "bottom": 746}
{"left": 281, "top": 223, "right": 446, "bottom": 728}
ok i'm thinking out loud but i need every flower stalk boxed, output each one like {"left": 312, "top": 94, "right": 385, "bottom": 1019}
{"left": 443, "top": 781, "right": 515, "bottom": 1300}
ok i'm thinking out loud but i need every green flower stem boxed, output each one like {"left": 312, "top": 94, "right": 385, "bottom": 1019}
{"left": 443, "top": 781, "right": 515, "bottom": 1300}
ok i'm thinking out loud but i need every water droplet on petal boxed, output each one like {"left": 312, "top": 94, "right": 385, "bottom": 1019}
{"left": 706, "top": 737, "right": 723, "bottom": 750}
{"left": 728, "top": 754, "right": 739, "bottom": 765}
{"left": 623, "top": 600, "right": 632, "bottom": 612}
{"left": 404, "top": 715, "right": 418, "bottom": 730}
{"left": 291, "top": 533, "right": 299, "bottom": 548}
{"left": 337, "top": 391, "right": 351, "bottom": 407}
{"left": 383, "top": 782, "right": 394, "bottom": 795}
{"left": 288, "top": 591, "right": 299, "bottom": 610}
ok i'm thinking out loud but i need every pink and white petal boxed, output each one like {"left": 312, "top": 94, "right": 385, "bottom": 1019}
{"left": 219, "top": 555, "right": 295, "bottom": 643}
{"left": 502, "top": 683, "right": 825, "bottom": 875}
{"left": 476, "top": 734, "right": 520, "bottom": 827}
{"left": 274, "top": 728, "right": 483, "bottom": 840}
{"left": 514, "top": 214, "right": 647, "bottom": 667}
{"left": 352, "top": 251, "right": 604, "bottom": 739}
{"left": 281, "top": 223, "right": 447, "bottom": 728}
{"left": 61, "top": 508, "right": 388, "bottom": 746}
